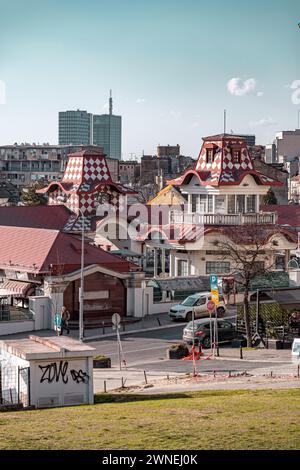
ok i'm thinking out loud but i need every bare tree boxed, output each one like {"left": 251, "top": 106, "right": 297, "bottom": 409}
{"left": 212, "top": 224, "right": 279, "bottom": 346}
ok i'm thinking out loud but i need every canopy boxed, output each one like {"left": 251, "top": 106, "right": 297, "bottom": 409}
{"left": 147, "top": 276, "right": 211, "bottom": 292}
{"left": 0, "top": 280, "right": 35, "bottom": 298}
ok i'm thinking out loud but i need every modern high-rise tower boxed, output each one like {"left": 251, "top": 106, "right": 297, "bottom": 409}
{"left": 93, "top": 91, "right": 122, "bottom": 160}
{"left": 58, "top": 110, "right": 93, "bottom": 145}
{"left": 58, "top": 92, "right": 122, "bottom": 160}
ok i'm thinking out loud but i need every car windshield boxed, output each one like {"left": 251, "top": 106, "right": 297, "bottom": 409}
{"left": 181, "top": 296, "right": 199, "bottom": 306}
{"left": 186, "top": 321, "right": 202, "bottom": 330}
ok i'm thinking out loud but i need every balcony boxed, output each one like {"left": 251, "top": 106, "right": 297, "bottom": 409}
{"left": 170, "top": 211, "right": 277, "bottom": 225}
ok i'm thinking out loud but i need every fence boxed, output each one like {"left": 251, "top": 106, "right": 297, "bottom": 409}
{"left": 0, "top": 364, "right": 30, "bottom": 407}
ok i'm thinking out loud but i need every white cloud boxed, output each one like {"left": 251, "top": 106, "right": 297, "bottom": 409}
{"left": 102, "top": 103, "right": 109, "bottom": 110}
{"left": 0, "top": 80, "right": 6, "bottom": 104}
{"left": 169, "top": 110, "right": 181, "bottom": 119}
{"left": 249, "top": 117, "right": 277, "bottom": 127}
{"left": 227, "top": 77, "right": 257, "bottom": 96}
{"left": 257, "top": 91, "right": 264, "bottom": 97}
{"left": 136, "top": 98, "right": 146, "bottom": 104}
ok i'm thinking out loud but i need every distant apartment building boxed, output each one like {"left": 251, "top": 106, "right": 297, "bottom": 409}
{"left": 118, "top": 161, "right": 140, "bottom": 185}
{"left": 58, "top": 93, "right": 122, "bottom": 160}
{"left": 0, "top": 144, "right": 118, "bottom": 189}
{"left": 140, "top": 145, "right": 194, "bottom": 185}
{"left": 58, "top": 110, "right": 93, "bottom": 146}
{"left": 267, "top": 129, "right": 300, "bottom": 163}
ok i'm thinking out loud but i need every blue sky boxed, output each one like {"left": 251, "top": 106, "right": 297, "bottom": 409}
{"left": 0, "top": 0, "right": 299, "bottom": 159}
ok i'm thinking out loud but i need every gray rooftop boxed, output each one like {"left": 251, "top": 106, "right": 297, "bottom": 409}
{"left": 0, "top": 335, "right": 96, "bottom": 360}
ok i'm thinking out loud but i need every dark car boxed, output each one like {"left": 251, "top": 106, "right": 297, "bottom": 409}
{"left": 183, "top": 318, "right": 236, "bottom": 348}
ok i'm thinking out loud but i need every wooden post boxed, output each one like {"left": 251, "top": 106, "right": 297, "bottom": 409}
{"left": 104, "top": 380, "right": 107, "bottom": 393}
{"left": 144, "top": 370, "right": 148, "bottom": 384}
{"left": 240, "top": 346, "right": 243, "bottom": 360}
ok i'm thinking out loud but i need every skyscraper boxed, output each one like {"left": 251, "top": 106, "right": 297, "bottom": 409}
{"left": 93, "top": 92, "right": 122, "bottom": 160}
{"left": 58, "top": 93, "right": 122, "bottom": 160}
{"left": 58, "top": 110, "right": 93, "bottom": 145}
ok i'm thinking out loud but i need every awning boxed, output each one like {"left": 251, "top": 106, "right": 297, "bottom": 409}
{"left": 259, "top": 288, "right": 300, "bottom": 308}
{"left": 0, "top": 280, "right": 35, "bottom": 298}
{"left": 147, "top": 276, "right": 211, "bottom": 292}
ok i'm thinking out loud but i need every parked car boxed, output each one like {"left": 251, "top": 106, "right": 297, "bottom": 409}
{"left": 183, "top": 318, "right": 236, "bottom": 348}
{"left": 169, "top": 292, "right": 226, "bottom": 322}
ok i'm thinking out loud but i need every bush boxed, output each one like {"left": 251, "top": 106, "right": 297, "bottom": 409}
{"left": 169, "top": 343, "right": 189, "bottom": 352}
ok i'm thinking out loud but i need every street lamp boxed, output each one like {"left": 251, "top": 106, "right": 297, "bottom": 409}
{"left": 56, "top": 195, "right": 85, "bottom": 342}
{"left": 78, "top": 207, "right": 85, "bottom": 342}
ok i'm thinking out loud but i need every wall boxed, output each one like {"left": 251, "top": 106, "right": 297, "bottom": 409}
{"left": 0, "top": 320, "right": 35, "bottom": 336}
{"left": 29, "top": 356, "right": 94, "bottom": 408}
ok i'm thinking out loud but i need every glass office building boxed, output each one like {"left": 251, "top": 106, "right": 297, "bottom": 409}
{"left": 93, "top": 114, "right": 122, "bottom": 160}
{"left": 59, "top": 110, "right": 93, "bottom": 145}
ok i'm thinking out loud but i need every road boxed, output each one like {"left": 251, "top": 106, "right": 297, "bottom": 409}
{"left": 88, "top": 324, "right": 288, "bottom": 374}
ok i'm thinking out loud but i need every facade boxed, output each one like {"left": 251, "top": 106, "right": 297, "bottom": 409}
{"left": 136, "top": 134, "right": 297, "bottom": 279}
{"left": 0, "top": 144, "right": 118, "bottom": 190}
{"left": 93, "top": 114, "right": 122, "bottom": 160}
{"left": 118, "top": 160, "right": 140, "bottom": 185}
{"left": 271, "top": 129, "right": 300, "bottom": 163}
{"left": 59, "top": 110, "right": 93, "bottom": 146}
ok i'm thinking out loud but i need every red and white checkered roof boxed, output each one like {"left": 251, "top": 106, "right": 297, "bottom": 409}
{"left": 62, "top": 151, "right": 112, "bottom": 184}
{"left": 168, "top": 134, "right": 282, "bottom": 187}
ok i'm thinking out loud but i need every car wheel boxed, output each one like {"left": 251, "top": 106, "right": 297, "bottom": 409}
{"left": 202, "top": 336, "right": 211, "bottom": 349}
{"left": 217, "top": 307, "right": 225, "bottom": 317}
{"left": 186, "top": 312, "right": 193, "bottom": 322}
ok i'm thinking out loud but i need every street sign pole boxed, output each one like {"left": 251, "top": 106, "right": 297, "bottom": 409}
{"left": 192, "top": 307, "right": 196, "bottom": 377}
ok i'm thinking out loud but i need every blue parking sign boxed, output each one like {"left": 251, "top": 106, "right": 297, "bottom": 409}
{"left": 210, "top": 274, "right": 218, "bottom": 290}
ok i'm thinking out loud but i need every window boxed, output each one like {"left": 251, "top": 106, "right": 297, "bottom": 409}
{"left": 228, "top": 195, "right": 236, "bottom": 214}
{"left": 191, "top": 194, "right": 197, "bottom": 213}
{"left": 208, "top": 195, "right": 213, "bottom": 213}
{"left": 246, "top": 195, "right": 256, "bottom": 213}
{"left": 206, "top": 149, "right": 213, "bottom": 163}
{"left": 232, "top": 150, "right": 241, "bottom": 163}
{"left": 177, "top": 259, "right": 189, "bottom": 276}
{"left": 253, "top": 261, "right": 265, "bottom": 272}
{"left": 215, "top": 196, "right": 226, "bottom": 214}
{"left": 206, "top": 261, "right": 230, "bottom": 275}
{"left": 236, "top": 195, "right": 245, "bottom": 213}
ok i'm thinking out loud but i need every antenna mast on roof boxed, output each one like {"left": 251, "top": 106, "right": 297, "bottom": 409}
{"left": 223, "top": 109, "right": 227, "bottom": 134}
{"left": 109, "top": 89, "right": 113, "bottom": 116}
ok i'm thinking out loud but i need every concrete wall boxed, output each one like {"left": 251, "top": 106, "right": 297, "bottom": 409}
{"left": 30, "top": 356, "right": 94, "bottom": 408}
{"left": 0, "top": 320, "right": 35, "bottom": 336}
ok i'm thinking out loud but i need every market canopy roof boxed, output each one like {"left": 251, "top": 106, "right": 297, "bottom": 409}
{"left": 258, "top": 288, "right": 300, "bottom": 308}
{"left": 147, "top": 276, "right": 211, "bottom": 292}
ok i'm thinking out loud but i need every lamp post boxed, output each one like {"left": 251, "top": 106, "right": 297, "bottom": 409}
{"left": 78, "top": 208, "right": 85, "bottom": 342}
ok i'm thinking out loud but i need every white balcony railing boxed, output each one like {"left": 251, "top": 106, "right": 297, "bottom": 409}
{"left": 170, "top": 212, "right": 277, "bottom": 225}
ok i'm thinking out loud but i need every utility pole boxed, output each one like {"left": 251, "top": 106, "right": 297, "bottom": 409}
{"left": 79, "top": 208, "right": 85, "bottom": 342}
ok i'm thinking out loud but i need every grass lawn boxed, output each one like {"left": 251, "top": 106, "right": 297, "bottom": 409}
{"left": 0, "top": 389, "right": 299, "bottom": 450}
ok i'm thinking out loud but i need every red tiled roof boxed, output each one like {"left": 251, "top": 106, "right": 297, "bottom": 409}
{"left": 261, "top": 205, "right": 300, "bottom": 228}
{"left": 0, "top": 226, "right": 138, "bottom": 274}
{"left": 0, "top": 205, "right": 72, "bottom": 230}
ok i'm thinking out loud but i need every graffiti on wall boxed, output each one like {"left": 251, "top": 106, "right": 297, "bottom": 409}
{"left": 38, "top": 361, "right": 89, "bottom": 384}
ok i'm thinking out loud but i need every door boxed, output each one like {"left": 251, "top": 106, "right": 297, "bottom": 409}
{"left": 194, "top": 296, "right": 207, "bottom": 318}
{"left": 218, "top": 321, "right": 235, "bottom": 342}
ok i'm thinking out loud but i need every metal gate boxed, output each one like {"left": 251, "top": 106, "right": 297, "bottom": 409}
{"left": 0, "top": 365, "right": 30, "bottom": 407}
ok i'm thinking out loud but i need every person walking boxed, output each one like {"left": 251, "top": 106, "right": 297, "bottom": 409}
{"left": 60, "top": 306, "right": 70, "bottom": 336}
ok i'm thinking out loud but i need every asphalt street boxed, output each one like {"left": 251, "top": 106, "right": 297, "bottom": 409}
{"left": 88, "top": 324, "right": 289, "bottom": 374}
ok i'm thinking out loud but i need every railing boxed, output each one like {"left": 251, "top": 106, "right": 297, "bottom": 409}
{"left": 170, "top": 212, "right": 277, "bottom": 225}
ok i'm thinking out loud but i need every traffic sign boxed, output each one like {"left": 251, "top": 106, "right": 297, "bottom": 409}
{"left": 112, "top": 313, "right": 121, "bottom": 326}
{"left": 210, "top": 274, "right": 218, "bottom": 291}
{"left": 207, "top": 300, "right": 215, "bottom": 312}
{"left": 211, "top": 290, "right": 219, "bottom": 305}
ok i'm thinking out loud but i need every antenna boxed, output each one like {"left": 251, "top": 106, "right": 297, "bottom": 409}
{"left": 298, "top": 109, "right": 300, "bottom": 129}
{"left": 223, "top": 109, "right": 227, "bottom": 134}
{"left": 109, "top": 89, "right": 113, "bottom": 115}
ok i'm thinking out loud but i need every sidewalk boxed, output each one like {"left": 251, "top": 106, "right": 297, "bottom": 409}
{"left": 0, "top": 312, "right": 178, "bottom": 341}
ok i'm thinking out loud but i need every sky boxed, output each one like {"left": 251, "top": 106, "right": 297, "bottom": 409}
{"left": 0, "top": 0, "right": 299, "bottom": 160}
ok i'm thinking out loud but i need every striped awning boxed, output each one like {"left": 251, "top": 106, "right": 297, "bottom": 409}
{"left": 0, "top": 280, "right": 35, "bottom": 297}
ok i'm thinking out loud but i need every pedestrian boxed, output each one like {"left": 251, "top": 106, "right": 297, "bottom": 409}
{"left": 60, "top": 306, "right": 70, "bottom": 336}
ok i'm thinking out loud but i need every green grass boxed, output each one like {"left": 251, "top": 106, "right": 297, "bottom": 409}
{"left": 0, "top": 389, "right": 299, "bottom": 450}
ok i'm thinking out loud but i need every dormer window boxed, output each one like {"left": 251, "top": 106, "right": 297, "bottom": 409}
{"left": 232, "top": 149, "right": 241, "bottom": 164}
{"left": 206, "top": 148, "right": 214, "bottom": 163}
